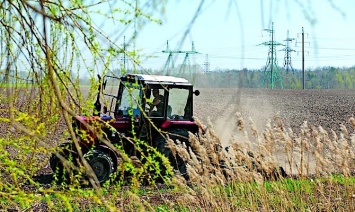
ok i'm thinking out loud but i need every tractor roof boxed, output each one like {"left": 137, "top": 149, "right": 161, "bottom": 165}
{"left": 123, "top": 73, "right": 192, "bottom": 86}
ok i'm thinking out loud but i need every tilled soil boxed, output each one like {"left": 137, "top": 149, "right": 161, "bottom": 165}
{"left": 2, "top": 87, "right": 355, "bottom": 140}
{"left": 194, "top": 88, "right": 355, "bottom": 144}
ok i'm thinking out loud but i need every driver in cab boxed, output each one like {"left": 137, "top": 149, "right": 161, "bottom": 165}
{"left": 149, "top": 89, "right": 164, "bottom": 116}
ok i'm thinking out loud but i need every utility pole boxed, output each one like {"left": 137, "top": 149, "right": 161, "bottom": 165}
{"left": 258, "top": 22, "right": 284, "bottom": 89}
{"left": 302, "top": 27, "right": 305, "bottom": 89}
{"left": 296, "top": 27, "right": 309, "bottom": 89}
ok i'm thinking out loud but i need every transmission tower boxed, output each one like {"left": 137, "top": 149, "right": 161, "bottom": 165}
{"left": 180, "top": 41, "right": 200, "bottom": 78}
{"left": 281, "top": 30, "right": 295, "bottom": 73}
{"left": 120, "top": 36, "right": 132, "bottom": 73}
{"left": 122, "top": 36, "right": 128, "bottom": 71}
{"left": 203, "top": 54, "right": 210, "bottom": 72}
{"left": 162, "top": 40, "right": 200, "bottom": 78}
{"left": 259, "top": 22, "right": 284, "bottom": 89}
{"left": 162, "top": 40, "right": 177, "bottom": 74}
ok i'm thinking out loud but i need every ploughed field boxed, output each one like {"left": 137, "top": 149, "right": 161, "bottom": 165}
{"left": 194, "top": 88, "right": 355, "bottom": 145}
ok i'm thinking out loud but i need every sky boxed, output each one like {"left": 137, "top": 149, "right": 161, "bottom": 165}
{"left": 122, "top": 0, "right": 355, "bottom": 71}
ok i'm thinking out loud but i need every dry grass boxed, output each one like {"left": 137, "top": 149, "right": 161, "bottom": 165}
{"left": 164, "top": 113, "right": 354, "bottom": 211}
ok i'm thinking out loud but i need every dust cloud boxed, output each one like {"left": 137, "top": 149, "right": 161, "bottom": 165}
{"left": 194, "top": 88, "right": 277, "bottom": 146}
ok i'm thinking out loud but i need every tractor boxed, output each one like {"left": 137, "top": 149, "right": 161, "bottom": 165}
{"left": 49, "top": 73, "right": 201, "bottom": 184}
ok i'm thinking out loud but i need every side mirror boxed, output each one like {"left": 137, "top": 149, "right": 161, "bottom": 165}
{"left": 194, "top": 90, "right": 200, "bottom": 96}
{"left": 102, "top": 79, "right": 107, "bottom": 90}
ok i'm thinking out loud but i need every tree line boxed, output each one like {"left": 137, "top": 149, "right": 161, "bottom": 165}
{"left": 192, "top": 66, "right": 355, "bottom": 89}
{"left": 3, "top": 65, "right": 355, "bottom": 90}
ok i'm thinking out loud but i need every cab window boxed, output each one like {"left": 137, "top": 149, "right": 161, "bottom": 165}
{"left": 167, "top": 88, "right": 190, "bottom": 120}
{"left": 117, "top": 83, "right": 141, "bottom": 118}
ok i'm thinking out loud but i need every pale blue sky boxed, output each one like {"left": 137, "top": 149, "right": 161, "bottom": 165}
{"left": 128, "top": 0, "right": 355, "bottom": 71}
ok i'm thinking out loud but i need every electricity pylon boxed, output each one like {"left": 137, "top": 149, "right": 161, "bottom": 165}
{"left": 162, "top": 40, "right": 177, "bottom": 75}
{"left": 179, "top": 41, "right": 200, "bottom": 78}
{"left": 203, "top": 54, "right": 210, "bottom": 72}
{"left": 258, "top": 22, "right": 284, "bottom": 89}
{"left": 281, "top": 30, "right": 295, "bottom": 73}
{"left": 162, "top": 40, "right": 200, "bottom": 78}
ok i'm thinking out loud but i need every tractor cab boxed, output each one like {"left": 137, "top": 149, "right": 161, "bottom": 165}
{"left": 101, "top": 74, "right": 200, "bottom": 142}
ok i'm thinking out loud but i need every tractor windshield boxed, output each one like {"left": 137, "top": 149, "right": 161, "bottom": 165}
{"left": 116, "top": 82, "right": 141, "bottom": 118}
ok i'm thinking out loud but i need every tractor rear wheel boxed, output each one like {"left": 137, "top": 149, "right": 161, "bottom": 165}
{"left": 85, "top": 150, "right": 115, "bottom": 184}
{"left": 154, "top": 128, "right": 189, "bottom": 180}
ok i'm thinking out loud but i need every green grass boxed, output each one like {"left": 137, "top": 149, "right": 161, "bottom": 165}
{"left": 149, "top": 175, "right": 355, "bottom": 211}
{"left": 219, "top": 175, "right": 355, "bottom": 211}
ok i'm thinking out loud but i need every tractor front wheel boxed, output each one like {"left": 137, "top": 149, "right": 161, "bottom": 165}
{"left": 50, "top": 154, "right": 68, "bottom": 183}
{"left": 50, "top": 142, "right": 76, "bottom": 184}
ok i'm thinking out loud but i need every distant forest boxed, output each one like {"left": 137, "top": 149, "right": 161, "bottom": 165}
{"left": 65, "top": 66, "right": 355, "bottom": 89}
{"left": 6, "top": 66, "right": 355, "bottom": 89}
{"left": 192, "top": 66, "right": 355, "bottom": 89}
{"left": 160, "top": 66, "right": 355, "bottom": 89}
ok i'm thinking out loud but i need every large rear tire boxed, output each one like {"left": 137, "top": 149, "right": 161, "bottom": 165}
{"left": 154, "top": 128, "right": 189, "bottom": 180}
{"left": 84, "top": 150, "right": 115, "bottom": 184}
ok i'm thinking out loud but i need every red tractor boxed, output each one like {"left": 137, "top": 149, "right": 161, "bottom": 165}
{"left": 50, "top": 73, "right": 201, "bottom": 184}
